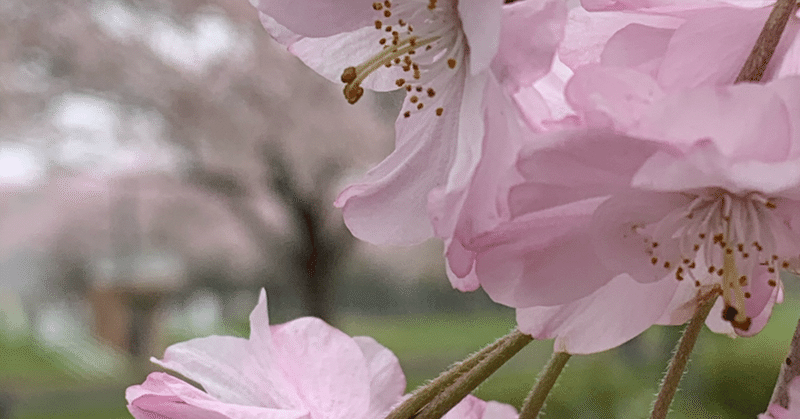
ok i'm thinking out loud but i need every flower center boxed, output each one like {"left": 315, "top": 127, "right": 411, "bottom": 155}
{"left": 340, "top": 0, "right": 463, "bottom": 119}
{"left": 636, "top": 190, "right": 790, "bottom": 331}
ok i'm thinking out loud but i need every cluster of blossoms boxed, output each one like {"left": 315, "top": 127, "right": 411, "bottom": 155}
{"left": 128, "top": 0, "right": 800, "bottom": 418}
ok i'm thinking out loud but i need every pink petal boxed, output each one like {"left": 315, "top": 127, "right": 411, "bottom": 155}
{"left": 435, "top": 75, "right": 531, "bottom": 284}
{"left": 442, "top": 395, "right": 485, "bottom": 419}
{"left": 704, "top": 297, "right": 736, "bottom": 336}
{"left": 591, "top": 191, "right": 692, "bottom": 283}
{"left": 565, "top": 65, "right": 663, "bottom": 129}
{"left": 254, "top": 0, "right": 374, "bottom": 38}
{"left": 270, "top": 317, "right": 372, "bottom": 419}
{"left": 738, "top": 271, "right": 782, "bottom": 336}
{"left": 284, "top": 25, "right": 406, "bottom": 91}
{"left": 769, "top": 22, "right": 800, "bottom": 80}
{"left": 559, "top": 7, "right": 681, "bottom": 70}
{"left": 654, "top": 280, "right": 705, "bottom": 326}
{"left": 600, "top": 23, "right": 675, "bottom": 77}
{"left": 352, "top": 336, "right": 406, "bottom": 418}
{"left": 439, "top": 395, "right": 517, "bottom": 419}
{"left": 471, "top": 197, "right": 618, "bottom": 307}
{"left": 524, "top": 58, "right": 574, "bottom": 126}
{"left": 491, "top": 0, "right": 567, "bottom": 92}
{"left": 482, "top": 401, "right": 519, "bottom": 419}
{"left": 517, "top": 274, "right": 679, "bottom": 354}
{"left": 468, "top": 131, "right": 665, "bottom": 307}
{"left": 766, "top": 77, "right": 800, "bottom": 158}
{"left": 153, "top": 294, "right": 302, "bottom": 409}
{"left": 336, "top": 67, "right": 473, "bottom": 245}
{"left": 510, "top": 129, "right": 661, "bottom": 215}
{"left": 706, "top": 272, "right": 780, "bottom": 337}
{"left": 458, "top": 0, "right": 502, "bottom": 75}
{"left": 444, "top": 238, "right": 480, "bottom": 291}
{"left": 581, "top": 0, "right": 774, "bottom": 12}
{"left": 154, "top": 335, "right": 299, "bottom": 408}
{"left": 633, "top": 143, "right": 800, "bottom": 196}
{"left": 127, "top": 373, "right": 309, "bottom": 419}
{"left": 657, "top": 6, "right": 771, "bottom": 90}
{"left": 632, "top": 83, "right": 792, "bottom": 163}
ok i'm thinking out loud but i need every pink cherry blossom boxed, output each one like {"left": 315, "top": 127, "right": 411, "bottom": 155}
{"left": 454, "top": 69, "right": 800, "bottom": 353}
{"left": 760, "top": 377, "right": 800, "bottom": 419}
{"left": 126, "top": 290, "right": 518, "bottom": 418}
{"left": 250, "top": 0, "right": 566, "bottom": 245}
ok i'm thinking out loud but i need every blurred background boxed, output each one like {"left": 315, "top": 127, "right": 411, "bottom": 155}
{"left": 0, "top": 0, "right": 797, "bottom": 418}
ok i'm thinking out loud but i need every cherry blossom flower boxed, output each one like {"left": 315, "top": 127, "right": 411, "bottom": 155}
{"left": 126, "top": 290, "right": 518, "bottom": 418}
{"left": 250, "top": 0, "right": 566, "bottom": 245}
{"left": 760, "top": 377, "right": 800, "bottom": 419}
{"left": 454, "top": 68, "right": 800, "bottom": 353}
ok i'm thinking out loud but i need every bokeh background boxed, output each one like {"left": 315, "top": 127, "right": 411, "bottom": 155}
{"left": 0, "top": 0, "right": 797, "bottom": 418}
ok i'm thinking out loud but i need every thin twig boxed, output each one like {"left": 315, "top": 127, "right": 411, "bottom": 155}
{"left": 769, "top": 318, "right": 800, "bottom": 409}
{"left": 412, "top": 330, "right": 534, "bottom": 419}
{"left": 650, "top": 293, "right": 718, "bottom": 419}
{"left": 735, "top": 0, "right": 798, "bottom": 83}
{"left": 518, "top": 351, "right": 571, "bottom": 419}
{"left": 383, "top": 329, "right": 518, "bottom": 419}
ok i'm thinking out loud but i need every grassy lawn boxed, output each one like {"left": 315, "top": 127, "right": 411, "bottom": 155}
{"left": 2, "top": 297, "right": 798, "bottom": 418}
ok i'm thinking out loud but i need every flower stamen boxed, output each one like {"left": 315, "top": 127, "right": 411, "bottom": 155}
{"left": 339, "top": 0, "right": 461, "bottom": 118}
{"left": 634, "top": 190, "right": 795, "bottom": 331}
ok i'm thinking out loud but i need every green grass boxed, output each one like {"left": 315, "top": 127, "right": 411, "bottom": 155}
{"left": 3, "top": 299, "right": 798, "bottom": 418}
{"left": 339, "top": 300, "right": 799, "bottom": 419}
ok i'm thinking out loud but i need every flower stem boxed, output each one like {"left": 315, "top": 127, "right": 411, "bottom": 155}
{"left": 769, "top": 317, "right": 800, "bottom": 409}
{"left": 649, "top": 293, "right": 718, "bottom": 419}
{"left": 383, "top": 329, "right": 522, "bottom": 419}
{"left": 735, "top": 0, "right": 798, "bottom": 83}
{"left": 412, "top": 330, "right": 533, "bottom": 419}
{"left": 518, "top": 351, "right": 571, "bottom": 419}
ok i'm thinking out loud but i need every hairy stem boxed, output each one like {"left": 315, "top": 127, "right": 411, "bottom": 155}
{"left": 518, "top": 351, "right": 571, "bottom": 419}
{"left": 650, "top": 293, "right": 717, "bottom": 419}
{"left": 383, "top": 329, "right": 519, "bottom": 419}
{"left": 769, "top": 318, "right": 800, "bottom": 409}
{"left": 735, "top": 0, "right": 798, "bottom": 83}
{"left": 412, "top": 330, "right": 534, "bottom": 419}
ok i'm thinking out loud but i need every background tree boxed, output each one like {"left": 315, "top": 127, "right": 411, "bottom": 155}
{"left": 0, "top": 0, "right": 395, "bottom": 323}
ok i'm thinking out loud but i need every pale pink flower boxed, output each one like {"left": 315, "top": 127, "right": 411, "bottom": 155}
{"left": 251, "top": 0, "right": 566, "bottom": 245}
{"left": 126, "top": 290, "right": 517, "bottom": 418}
{"left": 456, "top": 69, "right": 800, "bottom": 353}
{"left": 760, "top": 377, "right": 800, "bottom": 419}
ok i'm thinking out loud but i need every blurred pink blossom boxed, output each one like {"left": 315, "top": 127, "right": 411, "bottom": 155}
{"left": 251, "top": 0, "right": 566, "bottom": 245}
{"left": 126, "top": 289, "right": 518, "bottom": 418}
{"left": 457, "top": 71, "right": 800, "bottom": 353}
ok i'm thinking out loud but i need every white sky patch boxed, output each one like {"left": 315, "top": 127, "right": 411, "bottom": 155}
{"left": 0, "top": 147, "right": 43, "bottom": 184}
{"left": 91, "top": 0, "right": 140, "bottom": 39}
{"left": 148, "top": 13, "right": 241, "bottom": 72}
{"left": 47, "top": 92, "right": 178, "bottom": 174}
{"left": 50, "top": 93, "right": 119, "bottom": 168}
{"left": 92, "top": 0, "right": 249, "bottom": 73}
{"left": 52, "top": 93, "right": 119, "bottom": 135}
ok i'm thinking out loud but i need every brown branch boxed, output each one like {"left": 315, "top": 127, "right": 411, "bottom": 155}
{"left": 770, "top": 318, "right": 800, "bottom": 409}
{"left": 735, "top": 0, "right": 798, "bottom": 83}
